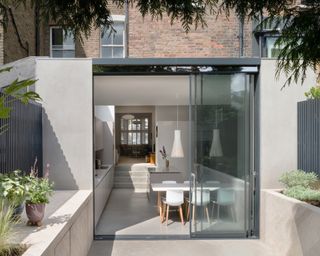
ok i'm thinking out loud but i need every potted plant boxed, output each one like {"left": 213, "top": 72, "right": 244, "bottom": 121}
{"left": 25, "top": 164, "right": 53, "bottom": 226}
{"left": 0, "top": 170, "right": 28, "bottom": 217}
{"left": 159, "top": 146, "right": 169, "bottom": 168}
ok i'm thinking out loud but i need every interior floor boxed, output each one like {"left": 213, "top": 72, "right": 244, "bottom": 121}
{"left": 95, "top": 189, "right": 189, "bottom": 237}
{"left": 117, "top": 156, "right": 146, "bottom": 165}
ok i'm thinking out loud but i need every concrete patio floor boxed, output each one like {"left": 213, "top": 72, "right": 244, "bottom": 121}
{"left": 88, "top": 239, "right": 280, "bottom": 256}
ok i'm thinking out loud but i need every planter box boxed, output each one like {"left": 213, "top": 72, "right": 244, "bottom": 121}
{"left": 261, "top": 189, "right": 320, "bottom": 256}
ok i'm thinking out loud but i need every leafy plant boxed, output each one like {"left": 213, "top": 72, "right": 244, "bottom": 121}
{"left": 25, "top": 162, "right": 53, "bottom": 205}
{"left": 279, "top": 170, "right": 318, "bottom": 189}
{"left": 283, "top": 185, "right": 320, "bottom": 202}
{"left": 0, "top": 200, "right": 20, "bottom": 255}
{"left": 0, "top": 67, "right": 41, "bottom": 135}
{"left": 0, "top": 170, "right": 28, "bottom": 207}
{"left": 305, "top": 87, "right": 320, "bottom": 100}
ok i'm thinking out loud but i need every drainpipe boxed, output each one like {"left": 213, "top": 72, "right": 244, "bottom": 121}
{"left": 239, "top": 17, "right": 244, "bottom": 57}
{"left": 125, "top": 0, "right": 129, "bottom": 58}
{"left": 35, "top": 0, "right": 40, "bottom": 56}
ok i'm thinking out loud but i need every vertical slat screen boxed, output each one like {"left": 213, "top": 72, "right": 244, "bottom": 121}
{"left": 298, "top": 100, "right": 320, "bottom": 174}
{"left": 0, "top": 95, "right": 42, "bottom": 176}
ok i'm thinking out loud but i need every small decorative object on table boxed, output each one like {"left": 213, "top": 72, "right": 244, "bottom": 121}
{"left": 160, "top": 146, "right": 169, "bottom": 169}
{"left": 25, "top": 159, "right": 53, "bottom": 227}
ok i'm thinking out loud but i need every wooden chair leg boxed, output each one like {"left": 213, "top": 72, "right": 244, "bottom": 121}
{"left": 187, "top": 204, "right": 190, "bottom": 221}
{"left": 192, "top": 205, "right": 195, "bottom": 224}
{"left": 179, "top": 206, "right": 184, "bottom": 225}
{"left": 159, "top": 203, "right": 163, "bottom": 222}
{"left": 166, "top": 205, "right": 170, "bottom": 226}
{"left": 205, "top": 206, "right": 210, "bottom": 223}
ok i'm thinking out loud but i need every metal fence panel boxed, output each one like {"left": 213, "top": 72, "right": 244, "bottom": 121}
{"left": 0, "top": 96, "right": 42, "bottom": 175}
{"left": 298, "top": 100, "right": 320, "bottom": 174}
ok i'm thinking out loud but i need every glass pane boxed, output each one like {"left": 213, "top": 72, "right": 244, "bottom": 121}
{"left": 101, "top": 47, "right": 112, "bottom": 58}
{"left": 113, "top": 22, "right": 124, "bottom": 45}
{"left": 136, "top": 132, "right": 141, "bottom": 144}
{"left": 64, "top": 31, "right": 75, "bottom": 46}
{"left": 265, "top": 37, "right": 282, "bottom": 58}
{"left": 101, "top": 28, "right": 112, "bottom": 45}
{"left": 190, "top": 73, "right": 252, "bottom": 238}
{"left": 113, "top": 47, "right": 124, "bottom": 58}
{"left": 52, "top": 28, "right": 63, "bottom": 46}
{"left": 128, "top": 132, "right": 133, "bottom": 145}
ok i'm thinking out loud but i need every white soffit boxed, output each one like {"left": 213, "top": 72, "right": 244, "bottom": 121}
{"left": 94, "top": 75, "right": 189, "bottom": 106}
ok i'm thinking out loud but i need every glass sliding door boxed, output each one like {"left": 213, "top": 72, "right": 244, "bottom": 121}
{"left": 189, "top": 73, "right": 255, "bottom": 238}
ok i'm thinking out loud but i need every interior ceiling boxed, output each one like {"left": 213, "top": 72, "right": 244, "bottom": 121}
{"left": 94, "top": 75, "right": 189, "bottom": 106}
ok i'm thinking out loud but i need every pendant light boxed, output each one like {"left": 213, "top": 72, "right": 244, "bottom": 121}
{"left": 171, "top": 94, "right": 184, "bottom": 158}
{"left": 209, "top": 109, "right": 223, "bottom": 157}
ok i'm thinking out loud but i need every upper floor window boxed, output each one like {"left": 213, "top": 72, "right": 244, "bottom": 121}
{"left": 50, "top": 27, "right": 75, "bottom": 58}
{"left": 101, "top": 15, "right": 125, "bottom": 58}
{"left": 262, "top": 36, "right": 283, "bottom": 58}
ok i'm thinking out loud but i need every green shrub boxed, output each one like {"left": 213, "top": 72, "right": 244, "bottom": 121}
{"left": 305, "top": 86, "right": 320, "bottom": 100}
{"left": 279, "top": 170, "right": 318, "bottom": 189}
{"left": 0, "top": 200, "right": 19, "bottom": 255}
{"left": 25, "top": 176, "right": 53, "bottom": 205}
{"left": 283, "top": 186, "right": 320, "bottom": 201}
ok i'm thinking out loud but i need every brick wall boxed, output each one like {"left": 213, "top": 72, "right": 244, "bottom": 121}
{"left": 128, "top": 8, "right": 253, "bottom": 58}
{"left": 4, "top": 3, "right": 36, "bottom": 63}
{"left": 75, "top": 3, "right": 125, "bottom": 58}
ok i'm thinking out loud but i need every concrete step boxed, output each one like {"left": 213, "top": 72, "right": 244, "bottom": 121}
{"left": 114, "top": 176, "right": 148, "bottom": 183}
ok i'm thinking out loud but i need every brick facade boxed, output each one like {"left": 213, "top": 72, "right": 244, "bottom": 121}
{"left": 4, "top": 4, "right": 36, "bottom": 63}
{"left": 1, "top": 3, "right": 256, "bottom": 63}
{"left": 128, "top": 8, "right": 253, "bottom": 58}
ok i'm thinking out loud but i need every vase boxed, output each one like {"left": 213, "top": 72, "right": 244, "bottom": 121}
{"left": 25, "top": 203, "right": 46, "bottom": 226}
{"left": 165, "top": 159, "right": 169, "bottom": 168}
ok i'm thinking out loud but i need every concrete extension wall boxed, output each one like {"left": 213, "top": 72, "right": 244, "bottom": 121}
{"left": 260, "top": 190, "right": 320, "bottom": 256}
{"left": 35, "top": 58, "right": 93, "bottom": 190}
{"left": 259, "top": 59, "right": 316, "bottom": 189}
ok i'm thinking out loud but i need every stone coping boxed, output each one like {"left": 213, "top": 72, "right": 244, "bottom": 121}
{"left": 263, "top": 189, "right": 320, "bottom": 213}
{"left": 11, "top": 190, "right": 92, "bottom": 256}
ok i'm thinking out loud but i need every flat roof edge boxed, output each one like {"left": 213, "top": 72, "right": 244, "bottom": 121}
{"left": 92, "top": 58, "right": 261, "bottom": 66}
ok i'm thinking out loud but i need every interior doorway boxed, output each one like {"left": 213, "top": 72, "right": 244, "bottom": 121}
{"left": 92, "top": 61, "right": 259, "bottom": 239}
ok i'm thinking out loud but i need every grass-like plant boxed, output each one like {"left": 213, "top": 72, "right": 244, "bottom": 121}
{"left": 284, "top": 186, "right": 320, "bottom": 202}
{"left": 0, "top": 199, "right": 22, "bottom": 256}
{"left": 279, "top": 170, "right": 318, "bottom": 189}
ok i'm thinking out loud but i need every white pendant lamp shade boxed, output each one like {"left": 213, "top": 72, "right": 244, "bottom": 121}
{"left": 122, "top": 114, "right": 135, "bottom": 120}
{"left": 209, "top": 129, "right": 223, "bottom": 157}
{"left": 171, "top": 130, "right": 184, "bottom": 158}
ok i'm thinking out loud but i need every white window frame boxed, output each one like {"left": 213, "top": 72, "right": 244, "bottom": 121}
{"left": 50, "top": 26, "right": 75, "bottom": 58}
{"left": 100, "top": 15, "right": 126, "bottom": 58}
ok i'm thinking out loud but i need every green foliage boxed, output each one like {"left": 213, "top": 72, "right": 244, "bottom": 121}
{"left": 284, "top": 185, "right": 320, "bottom": 201}
{"left": 25, "top": 176, "right": 53, "bottom": 205}
{"left": 0, "top": 200, "right": 19, "bottom": 255}
{"left": 0, "top": 67, "right": 41, "bottom": 135}
{"left": 279, "top": 170, "right": 318, "bottom": 189}
{"left": 0, "top": 170, "right": 28, "bottom": 207}
{"left": 305, "top": 87, "right": 320, "bottom": 100}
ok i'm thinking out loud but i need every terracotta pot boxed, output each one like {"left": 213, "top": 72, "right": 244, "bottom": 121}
{"left": 25, "top": 203, "right": 45, "bottom": 225}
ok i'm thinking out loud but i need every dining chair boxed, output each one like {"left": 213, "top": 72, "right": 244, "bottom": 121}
{"left": 162, "top": 190, "right": 185, "bottom": 225}
{"left": 187, "top": 189, "right": 211, "bottom": 223}
{"left": 212, "top": 188, "right": 236, "bottom": 222}
{"left": 159, "top": 181, "right": 177, "bottom": 222}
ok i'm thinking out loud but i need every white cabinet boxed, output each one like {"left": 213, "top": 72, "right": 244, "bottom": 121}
{"left": 94, "top": 166, "right": 114, "bottom": 226}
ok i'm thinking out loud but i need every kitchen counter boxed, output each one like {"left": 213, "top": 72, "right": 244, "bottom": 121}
{"left": 94, "top": 165, "right": 113, "bottom": 188}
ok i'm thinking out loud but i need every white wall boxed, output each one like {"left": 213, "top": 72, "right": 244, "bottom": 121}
{"left": 95, "top": 106, "right": 115, "bottom": 165}
{"left": 259, "top": 59, "right": 316, "bottom": 189}
{"left": 155, "top": 106, "right": 190, "bottom": 180}
{"left": 35, "top": 58, "right": 93, "bottom": 190}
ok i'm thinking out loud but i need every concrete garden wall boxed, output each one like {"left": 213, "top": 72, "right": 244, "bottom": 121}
{"left": 259, "top": 59, "right": 317, "bottom": 189}
{"left": 260, "top": 189, "right": 320, "bottom": 256}
{"left": 35, "top": 58, "right": 93, "bottom": 190}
